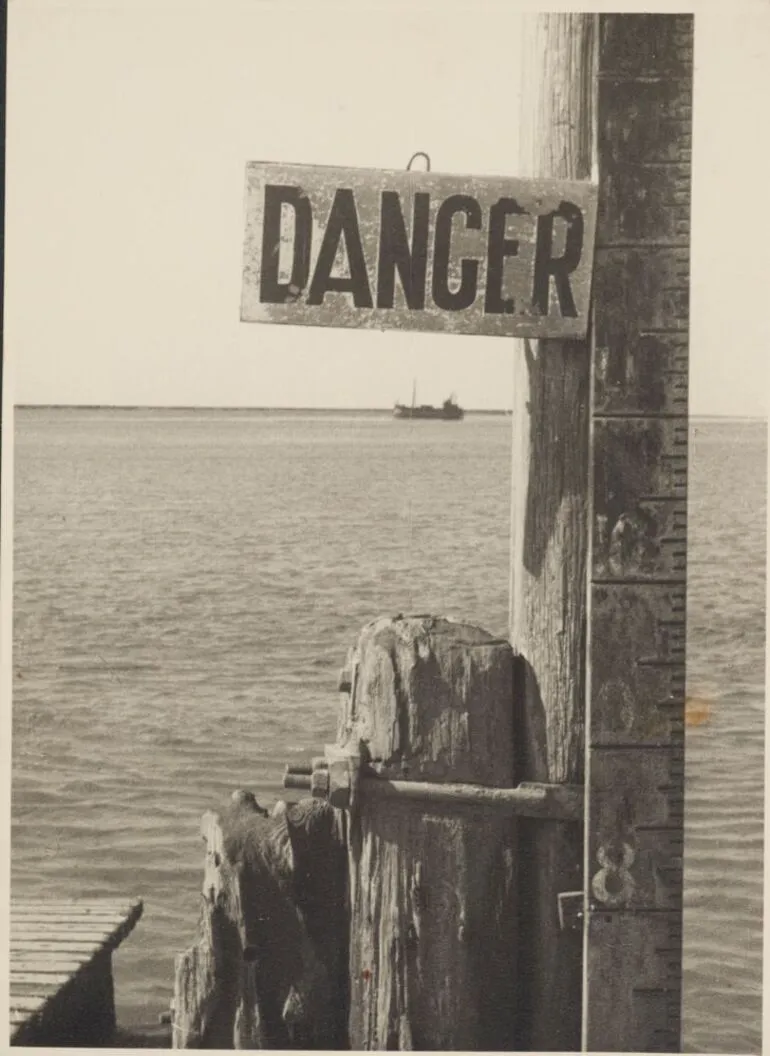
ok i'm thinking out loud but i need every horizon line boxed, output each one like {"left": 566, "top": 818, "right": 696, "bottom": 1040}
{"left": 15, "top": 403, "right": 511, "bottom": 415}
{"left": 12, "top": 404, "right": 768, "bottom": 422}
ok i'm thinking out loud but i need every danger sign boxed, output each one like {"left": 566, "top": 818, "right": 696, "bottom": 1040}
{"left": 241, "top": 162, "right": 597, "bottom": 339}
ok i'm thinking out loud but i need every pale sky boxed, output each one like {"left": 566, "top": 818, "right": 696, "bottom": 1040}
{"left": 5, "top": 0, "right": 769, "bottom": 414}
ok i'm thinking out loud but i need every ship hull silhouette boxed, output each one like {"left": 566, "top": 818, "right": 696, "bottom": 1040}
{"left": 393, "top": 390, "right": 464, "bottom": 421}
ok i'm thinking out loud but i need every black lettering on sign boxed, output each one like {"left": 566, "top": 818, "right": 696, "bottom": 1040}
{"left": 432, "top": 195, "right": 482, "bottom": 311}
{"left": 376, "top": 191, "right": 430, "bottom": 310}
{"left": 307, "top": 188, "right": 373, "bottom": 307}
{"left": 259, "top": 185, "right": 311, "bottom": 304}
{"left": 484, "top": 197, "right": 525, "bottom": 315}
{"left": 532, "top": 200, "right": 584, "bottom": 318}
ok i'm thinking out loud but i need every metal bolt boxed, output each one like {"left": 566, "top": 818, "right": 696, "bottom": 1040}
{"left": 284, "top": 772, "right": 312, "bottom": 791}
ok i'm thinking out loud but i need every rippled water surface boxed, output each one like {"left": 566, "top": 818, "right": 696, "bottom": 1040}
{"left": 11, "top": 409, "right": 765, "bottom": 1052}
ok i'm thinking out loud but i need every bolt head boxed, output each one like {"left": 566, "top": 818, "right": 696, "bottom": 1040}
{"left": 327, "top": 756, "right": 351, "bottom": 810}
{"left": 310, "top": 768, "right": 330, "bottom": 799}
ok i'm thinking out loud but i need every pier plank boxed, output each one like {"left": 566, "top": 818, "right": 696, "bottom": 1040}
{"left": 10, "top": 958, "right": 90, "bottom": 972}
{"left": 11, "top": 974, "right": 73, "bottom": 988}
{"left": 11, "top": 903, "right": 133, "bottom": 912}
{"left": 9, "top": 898, "right": 143, "bottom": 1046}
{"left": 12, "top": 941, "right": 109, "bottom": 955}
{"left": 12, "top": 908, "right": 134, "bottom": 916}
{"left": 10, "top": 995, "right": 50, "bottom": 1012}
{"left": 11, "top": 929, "right": 118, "bottom": 944}
{"left": 12, "top": 926, "right": 115, "bottom": 940}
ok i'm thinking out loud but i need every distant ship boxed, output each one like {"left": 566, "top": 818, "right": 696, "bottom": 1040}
{"left": 393, "top": 384, "right": 464, "bottom": 421}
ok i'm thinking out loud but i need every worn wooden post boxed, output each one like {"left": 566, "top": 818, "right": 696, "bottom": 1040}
{"left": 510, "top": 14, "right": 596, "bottom": 1052}
{"left": 584, "top": 16, "right": 692, "bottom": 1052}
{"left": 172, "top": 793, "right": 348, "bottom": 1049}
{"left": 512, "top": 13, "right": 692, "bottom": 1052}
{"left": 338, "top": 615, "right": 519, "bottom": 1050}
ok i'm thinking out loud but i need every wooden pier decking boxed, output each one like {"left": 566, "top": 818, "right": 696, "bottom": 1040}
{"left": 10, "top": 898, "right": 143, "bottom": 1046}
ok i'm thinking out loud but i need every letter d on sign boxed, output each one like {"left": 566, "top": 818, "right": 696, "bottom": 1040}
{"left": 260, "top": 185, "right": 311, "bottom": 304}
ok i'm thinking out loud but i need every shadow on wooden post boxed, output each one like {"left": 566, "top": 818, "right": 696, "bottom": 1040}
{"left": 511, "top": 13, "right": 597, "bottom": 1052}
{"left": 338, "top": 615, "right": 520, "bottom": 1050}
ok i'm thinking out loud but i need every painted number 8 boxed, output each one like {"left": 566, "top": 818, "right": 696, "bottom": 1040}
{"left": 591, "top": 843, "right": 636, "bottom": 907}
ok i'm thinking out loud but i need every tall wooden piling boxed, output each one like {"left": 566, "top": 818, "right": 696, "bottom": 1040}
{"left": 584, "top": 16, "right": 691, "bottom": 1052}
{"left": 338, "top": 616, "right": 519, "bottom": 1051}
{"left": 510, "top": 14, "right": 596, "bottom": 1052}
{"left": 512, "top": 13, "right": 692, "bottom": 1052}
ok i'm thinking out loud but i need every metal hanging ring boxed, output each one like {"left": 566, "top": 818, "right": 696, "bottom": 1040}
{"left": 406, "top": 151, "right": 431, "bottom": 172}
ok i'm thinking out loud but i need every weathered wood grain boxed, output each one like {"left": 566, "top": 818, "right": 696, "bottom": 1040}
{"left": 339, "top": 615, "right": 519, "bottom": 1050}
{"left": 585, "top": 14, "right": 692, "bottom": 1052}
{"left": 587, "top": 748, "right": 683, "bottom": 910}
{"left": 590, "top": 583, "right": 686, "bottom": 747}
{"left": 510, "top": 14, "right": 597, "bottom": 1051}
{"left": 585, "top": 911, "right": 683, "bottom": 1050}
{"left": 172, "top": 795, "right": 348, "bottom": 1049}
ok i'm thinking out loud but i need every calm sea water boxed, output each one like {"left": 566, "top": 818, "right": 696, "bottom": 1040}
{"left": 11, "top": 408, "right": 766, "bottom": 1053}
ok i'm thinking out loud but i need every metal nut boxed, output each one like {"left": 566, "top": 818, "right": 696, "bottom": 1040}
{"left": 328, "top": 758, "right": 351, "bottom": 809}
{"left": 310, "top": 767, "right": 330, "bottom": 799}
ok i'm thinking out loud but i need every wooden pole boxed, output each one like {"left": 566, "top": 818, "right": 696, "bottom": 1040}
{"left": 584, "top": 16, "right": 692, "bottom": 1051}
{"left": 510, "top": 13, "right": 596, "bottom": 1052}
{"left": 341, "top": 615, "right": 519, "bottom": 1050}
{"left": 512, "top": 14, "right": 692, "bottom": 1051}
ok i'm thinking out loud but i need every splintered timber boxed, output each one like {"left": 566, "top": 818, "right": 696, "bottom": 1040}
{"left": 241, "top": 162, "right": 598, "bottom": 339}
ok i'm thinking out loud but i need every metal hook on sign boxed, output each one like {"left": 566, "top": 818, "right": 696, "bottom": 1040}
{"left": 406, "top": 151, "right": 431, "bottom": 172}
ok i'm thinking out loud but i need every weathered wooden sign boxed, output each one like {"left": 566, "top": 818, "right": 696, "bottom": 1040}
{"left": 241, "top": 163, "right": 598, "bottom": 338}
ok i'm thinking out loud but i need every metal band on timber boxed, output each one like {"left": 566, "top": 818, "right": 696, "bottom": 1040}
{"left": 584, "top": 15, "right": 691, "bottom": 1053}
